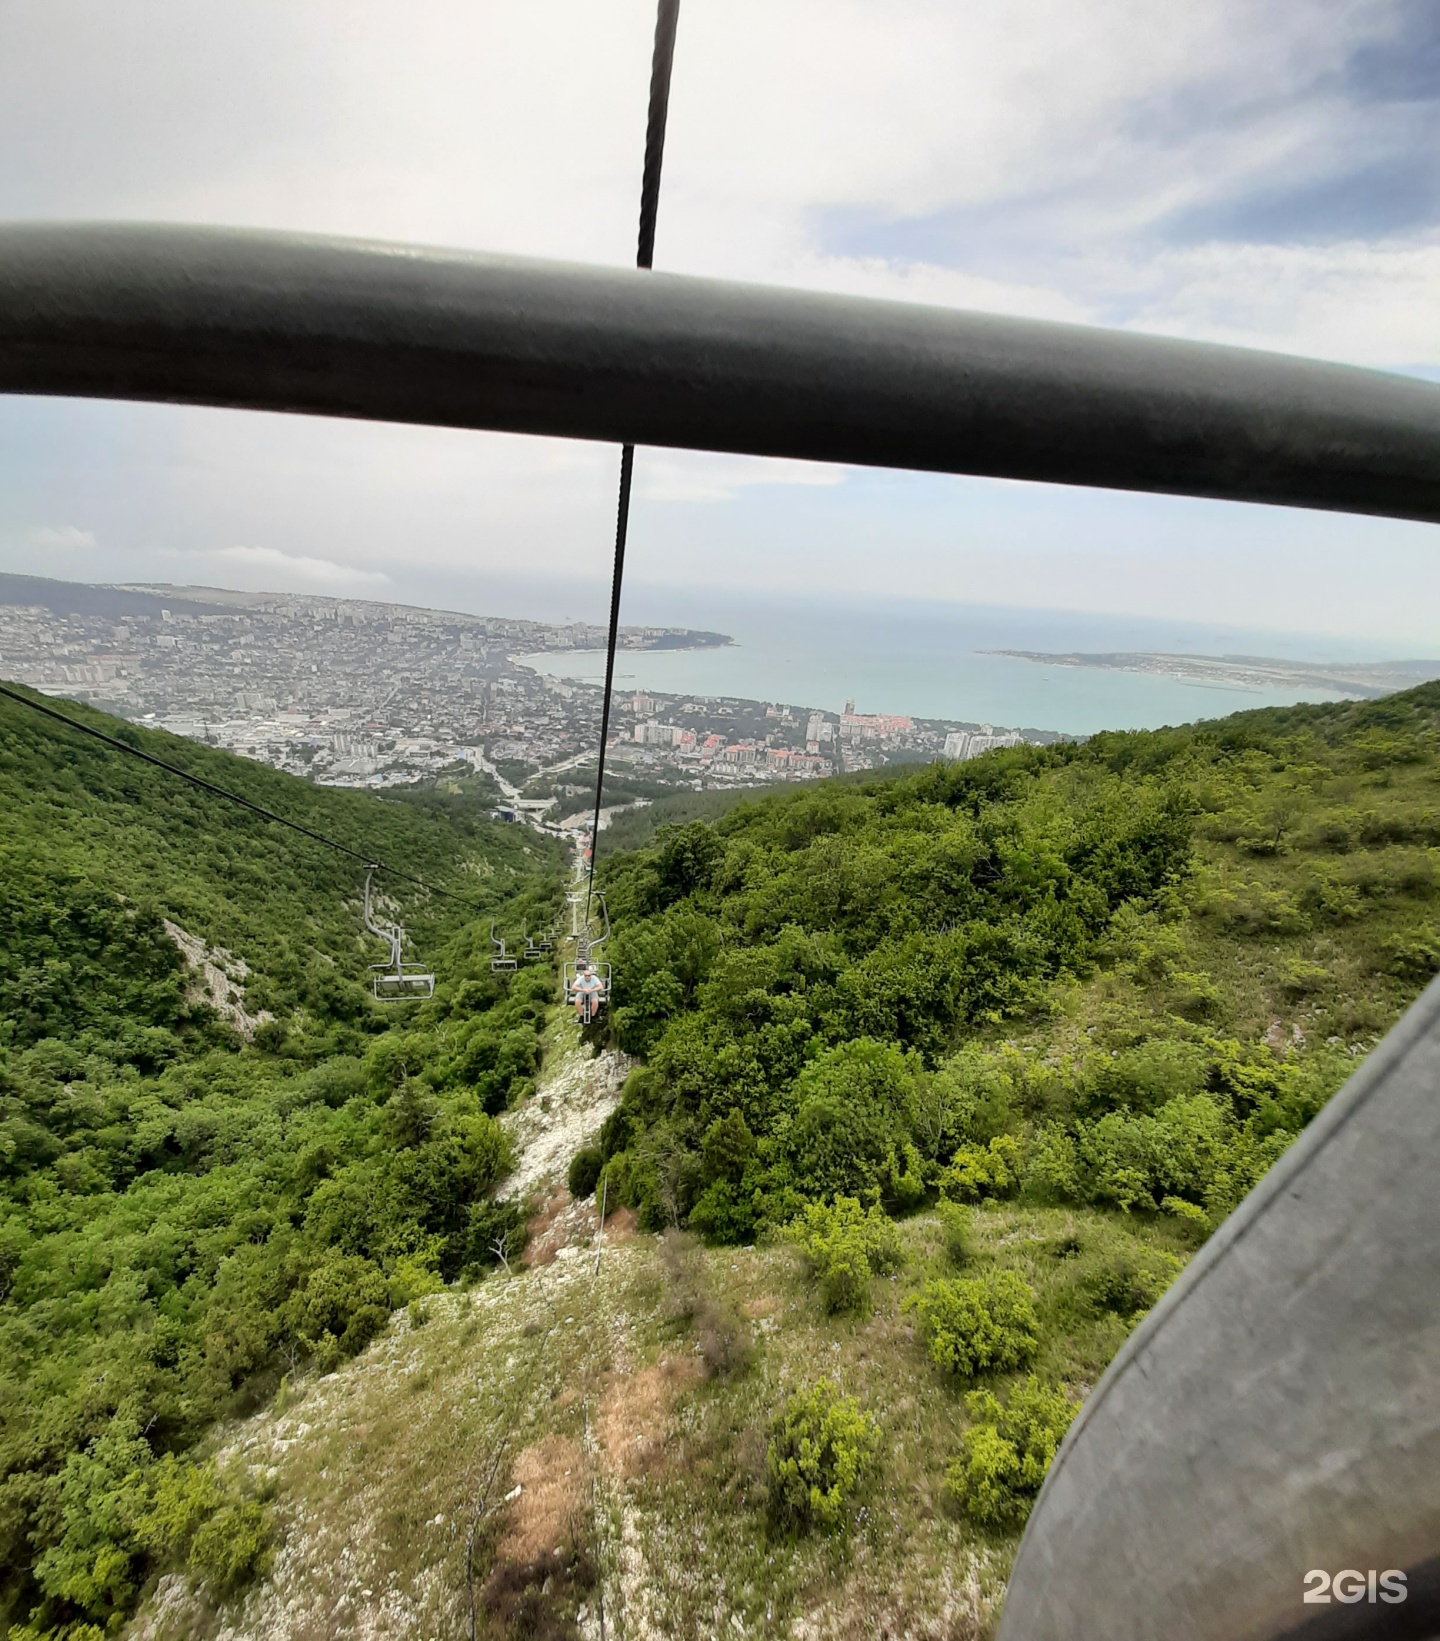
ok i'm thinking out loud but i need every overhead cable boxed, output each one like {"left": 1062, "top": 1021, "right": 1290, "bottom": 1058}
{"left": 586, "top": 0, "right": 681, "bottom": 917}
{"left": 0, "top": 680, "right": 484, "bottom": 908}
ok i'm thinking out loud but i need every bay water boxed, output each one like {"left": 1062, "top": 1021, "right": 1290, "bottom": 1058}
{"left": 515, "top": 590, "right": 1410, "bottom": 737}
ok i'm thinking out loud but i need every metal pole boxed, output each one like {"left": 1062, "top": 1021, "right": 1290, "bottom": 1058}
{"left": 4, "top": 223, "right": 1440, "bottom": 523}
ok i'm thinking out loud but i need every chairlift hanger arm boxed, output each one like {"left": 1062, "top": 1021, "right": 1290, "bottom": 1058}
{"left": 1, "top": 223, "right": 1440, "bottom": 523}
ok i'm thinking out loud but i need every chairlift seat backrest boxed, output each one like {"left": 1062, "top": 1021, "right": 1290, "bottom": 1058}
{"left": 490, "top": 917, "right": 518, "bottom": 973}
{"left": 372, "top": 965, "right": 435, "bottom": 1001}
{"left": 564, "top": 957, "right": 611, "bottom": 1008}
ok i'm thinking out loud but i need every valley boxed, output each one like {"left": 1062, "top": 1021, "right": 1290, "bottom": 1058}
{"left": 3, "top": 677, "right": 1440, "bottom": 1639}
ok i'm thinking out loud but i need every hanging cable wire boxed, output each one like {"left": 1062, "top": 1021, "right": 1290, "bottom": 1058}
{"left": 585, "top": 0, "right": 681, "bottom": 920}
{"left": 636, "top": 0, "right": 682, "bottom": 275}
{"left": 0, "top": 680, "right": 485, "bottom": 908}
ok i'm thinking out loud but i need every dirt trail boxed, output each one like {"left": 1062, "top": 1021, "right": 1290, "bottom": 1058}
{"left": 498, "top": 1032, "right": 631, "bottom": 1203}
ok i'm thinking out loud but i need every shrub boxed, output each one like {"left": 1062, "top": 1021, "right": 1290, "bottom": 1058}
{"left": 787, "top": 1197, "right": 904, "bottom": 1315}
{"left": 659, "top": 1231, "right": 754, "bottom": 1379}
{"left": 937, "top": 1200, "right": 975, "bottom": 1268}
{"left": 455, "top": 1112, "right": 517, "bottom": 1192}
{"left": 1381, "top": 931, "right": 1440, "bottom": 982}
{"left": 187, "top": 1498, "right": 272, "bottom": 1591}
{"left": 945, "top": 1377, "right": 1078, "bottom": 1526}
{"left": 468, "top": 1198, "right": 527, "bottom": 1268}
{"left": 387, "top": 1241, "right": 446, "bottom": 1307}
{"left": 881, "top": 1138, "right": 928, "bottom": 1211}
{"left": 133, "top": 1454, "right": 227, "bottom": 1566}
{"left": 1079, "top": 1039, "right": 1207, "bottom": 1116}
{"left": 1210, "top": 883, "right": 1311, "bottom": 937}
{"left": 938, "top": 1134, "right": 1022, "bottom": 1201}
{"left": 688, "top": 1176, "right": 761, "bottom": 1243}
{"left": 1280, "top": 959, "right": 1331, "bottom": 999}
{"left": 1083, "top": 1246, "right": 1182, "bottom": 1317}
{"left": 568, "top": 1144, "right": 603, "bottom": 1200}
{"left": 1026, "top": 1125, "right": 1081, "bottom": 1202}
{"left": 1299, "top": 871, "right": 1363, "bottom": 924}
{"left": 7, "top": 1626, "right": 105, "bottom": 1641}
{"left": 1306, "top": 813, "right": 1356, "bottom": 853}
{"left": 782, "top": 1039, "right": 924, "bottom": 1202}
{"left": 31, "top": 1413, "right": 156, "bottom": 1622}
{"left": 288, "top": 1252, "right": 391, "bottom": 1358}
{"left": 766, "top": 1379, "right": 878, "bottom": 1532}
{"left": 1160, "top": 1194, "right": 1211, "bottom": 1238}
{"left": 694, "top": 1291, "right": 754, "bottom": 1379}
{"left": 905, "top": 1271, "right": 1040, "bottom": 1378}
{"left": 701, "top": 1109, "right": 755, "bottom": 1182}
{"left": 1059, "top": 1093, "right": 1232, "bottom": 1213}
{"left": 1168, "top": 969, "right": 1224, "bottom": 1021}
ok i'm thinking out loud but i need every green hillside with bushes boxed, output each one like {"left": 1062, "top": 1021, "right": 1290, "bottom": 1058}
{"left": 0, "top": 688, "right": 562, "bottom": 1638}
{"left": 592, "top": 685, "right": 1440, "bottom": 1245}
{"left": 6, "top": 677, "right": 1440, "bottom": 1639}
{"left": 519, "top": 681, "right": 1440, "bottom": 1625}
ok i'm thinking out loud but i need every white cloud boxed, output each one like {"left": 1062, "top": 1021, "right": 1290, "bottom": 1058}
{"left": 0, "top": 0, "right": 1436, "bottom": 647}
{"left": 1116, "top": 236, "right": 1440, "bottom": 366}
{"left": 757, "top": 232, "right": 1440, "bottom": 373}
{"left": 28, "top": 525, "right": 97, "bottom": 550}
{"left": 636, "top": 452, "right": 846, "bottom": 504}
{"left": 208, "top": 545, "right": 390, "bottom": 590}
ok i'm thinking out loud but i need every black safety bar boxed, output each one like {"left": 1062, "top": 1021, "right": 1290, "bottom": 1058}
{"left": 2, "top": 222, "right": 1440, "bottom": 523}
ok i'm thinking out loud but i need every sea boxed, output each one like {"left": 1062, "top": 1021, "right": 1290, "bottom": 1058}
{"left": 512, "top": 588, "right": 1420, "bottom": 738}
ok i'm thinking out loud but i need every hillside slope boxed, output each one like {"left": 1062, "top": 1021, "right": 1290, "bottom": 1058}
{"left": 101, "top": 682, "right": 1440, "bottom": 1641}
{"left": 593, "top": 684, "right": 1440, "bottom": 1244}
{"left": 126, "top": 1017, "right": 1178, "bottom": 1641}
{"left": 0, "top": 685, "right": 553, "bottom": 1044}
{"left": 0, "top": 688, "right": 566, "bottom": 1638}
{"left": 11, "top": 682, "right": 1440, "bottom": 1641}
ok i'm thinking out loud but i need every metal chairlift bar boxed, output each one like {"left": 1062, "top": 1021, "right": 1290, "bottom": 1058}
{"left": 2, "top": 222, "right": 1440, "bottom": 522}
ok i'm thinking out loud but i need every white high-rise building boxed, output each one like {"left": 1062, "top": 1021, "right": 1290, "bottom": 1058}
{"left": 945, "top": 728, "right": 1024, "bottom": 761}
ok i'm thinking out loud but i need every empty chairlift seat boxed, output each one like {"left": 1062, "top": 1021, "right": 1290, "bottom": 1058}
{"left": 362, "top": 867, "right": 435, "bottom": 1001}
{"left": 490, "top": 919, "right": 518, "bottom": 973}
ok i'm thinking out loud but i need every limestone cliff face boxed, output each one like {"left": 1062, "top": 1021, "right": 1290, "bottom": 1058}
{"left": 163, "top": 919, "right": 274, "bottom": 1040}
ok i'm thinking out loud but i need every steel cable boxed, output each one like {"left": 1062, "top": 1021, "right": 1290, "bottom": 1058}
{"left": 585, "top": 0, "right": 681, "bottom": 920}
{"left": 0, "top": 680, "right": 486, "bottom": 908}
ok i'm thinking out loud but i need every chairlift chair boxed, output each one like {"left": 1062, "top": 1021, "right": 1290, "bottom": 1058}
{"left": 564, "top": 954, "right": 611, "bottom": 1025}
{"left": 489, "top": 918, "right": 518, "bottom": 973}
{"left": 362, "top": 867, "right": 435, "bottom": 1001}
{"left": 522, "top": 924, "right": 544, "bottom": 962}
{"left": 564, "top": 892, "right": 611, "bottom": 1024}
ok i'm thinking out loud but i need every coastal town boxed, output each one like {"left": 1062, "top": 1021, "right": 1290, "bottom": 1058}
{"left": 0, "top": 576, "right": 1048, "bottom": 828}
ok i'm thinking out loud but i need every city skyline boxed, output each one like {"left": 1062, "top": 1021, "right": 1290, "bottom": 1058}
{"left": 0, "top": 578, "right": 1052, "bottom": 833}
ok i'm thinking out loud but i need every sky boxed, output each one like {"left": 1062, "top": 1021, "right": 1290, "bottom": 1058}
{"left": 2, "top": 0, "right": 1440, "bottom": 646}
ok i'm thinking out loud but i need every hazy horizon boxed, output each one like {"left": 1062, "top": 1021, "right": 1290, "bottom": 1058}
{"left": 10, "top": 564, "right": 1439, "bottom": 666}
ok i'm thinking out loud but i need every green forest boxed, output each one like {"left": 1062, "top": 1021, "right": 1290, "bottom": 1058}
{"left": 4, "top": 678, "right": 1440, "bottom": 1638}
{"left": 590, "top": 686, "right": 1440, "bottom": 1245}
{"left": 0, "top": 688, "right": 561, "bottom": 1638}
{"left": 567, "top": 681, "right": 1440, "bottom": 1553}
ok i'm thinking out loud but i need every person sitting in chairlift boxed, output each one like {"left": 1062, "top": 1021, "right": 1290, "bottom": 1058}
{"left": 571, "top": 960, "right": 604, "bottom": 1025}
